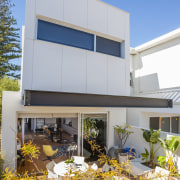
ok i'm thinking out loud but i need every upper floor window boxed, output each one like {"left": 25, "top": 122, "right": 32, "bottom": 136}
{"left": 37, "top": 19, "right": 94, "bottom": 51}
{"left": 96, "top": 36, "right": 121, "bottom": 57}
{"left": 37, "top": 19, "right": 124, "bottom": 58}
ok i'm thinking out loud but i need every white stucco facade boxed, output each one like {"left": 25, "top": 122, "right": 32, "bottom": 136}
{"left": 22, "top": 0, "right": 130, "bottom": 96}
{"left": 1, "top": 0, "right": 130, "bottom": 170}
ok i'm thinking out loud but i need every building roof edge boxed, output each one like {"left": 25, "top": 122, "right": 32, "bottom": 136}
{"left": 133, "top": 28, "right": 180, "bottom": 53}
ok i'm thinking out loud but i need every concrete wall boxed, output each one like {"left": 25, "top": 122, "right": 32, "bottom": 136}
{"left": 1, "top": 91, "right": 23, "bottom": 169}
{"left": 131, "top": 36, "right": 180, "bottom": 94}
{"left": 1, "top": 91, "right": 126, "bottom": 169}
{"left": 22, "top": 0, "right": 130, "bottom": 96}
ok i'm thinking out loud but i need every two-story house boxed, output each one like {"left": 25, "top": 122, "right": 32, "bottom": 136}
{"left": 1, "top": 0, "right": 171, "bottom": 170}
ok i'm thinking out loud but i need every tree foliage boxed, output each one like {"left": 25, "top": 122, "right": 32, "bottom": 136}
{"left": 0, "top": 0, "right": 21, "bottom": 79}
{"left": 0, "top": 75, "right": 20, "bottom": 122}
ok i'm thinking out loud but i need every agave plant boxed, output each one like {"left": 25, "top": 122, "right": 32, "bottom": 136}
{"left": 158, "top": 135, "right": 180, "bottom": 175}
{"left": 141, "top": 128, "right": 161, "bottom": 168}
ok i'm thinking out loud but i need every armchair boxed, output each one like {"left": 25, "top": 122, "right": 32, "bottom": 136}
{"left": 43, "top": 145, "right": 58, "bottom": 161}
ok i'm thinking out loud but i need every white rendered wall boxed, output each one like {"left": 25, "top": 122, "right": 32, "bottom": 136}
{"left": 1, "top": 91, "right": 126, "bottom": 170}
{"left": 125, "top": 126, "right": 180, "bottom": 173}
{"left": 22, "top": 0, "right": 130, "bottom": 96}
{"left": 132, "top": 37, "right": 180, "bottom": 94}
{"left": 1, "top": 91, "right": 23, "bottom": 169}
{"left": 25, "top": 39, "right": 127, "bottom": 96}
{"left": 127, "top": 105, "right": 180, "bottom": 129}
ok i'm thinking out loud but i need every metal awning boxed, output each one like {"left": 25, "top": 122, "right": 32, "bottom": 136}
{"left": 24, "top": 90, "right": 173, "bottom": 108}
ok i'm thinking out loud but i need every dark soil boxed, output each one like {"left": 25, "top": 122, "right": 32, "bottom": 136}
{"left": 141, "top": 162, "right": 156, "bottom": 169}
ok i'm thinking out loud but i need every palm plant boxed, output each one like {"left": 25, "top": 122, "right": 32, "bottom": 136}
{"left": 158, "top": 135, "right": 180, "bottom": 175}
{"left": 141, "top": 128, "right": 161, "bottom": 168}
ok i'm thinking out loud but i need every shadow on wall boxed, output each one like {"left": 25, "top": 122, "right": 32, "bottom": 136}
{"left": 132, "top": 36, "right": 180, "bottom": 72}
{"left": 135, "top": 73, "right": 160, "bottom": 93}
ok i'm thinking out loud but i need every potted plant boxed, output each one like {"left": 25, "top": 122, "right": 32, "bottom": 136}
{"left": 65, "top": 159, "right": 75, "bottom": 169}
{"left": 114, "top": 124, "right": 133, "bottom": 164}
{"left": 141, "top": 128, "right": 161, "bottom": 168}
{"left": 114, "top": 124, "right": 133, "bottom": 153}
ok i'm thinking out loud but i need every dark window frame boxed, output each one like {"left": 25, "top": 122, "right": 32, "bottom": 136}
{"left": 37, "top": 19, "right": 94, "bottom": 51}
{"left": 96, "top": 36, "right": 121, "bottom": 58}
{"left": 36, "top": 19, "right": 125, "bottom": 59}
{"left": 150, "top": 116, "right": 180, "bottom": 134}
{"left": 149, "top": 117, "right": 159, "bottom": 130}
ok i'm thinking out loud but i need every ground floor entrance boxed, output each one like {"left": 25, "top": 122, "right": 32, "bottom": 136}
{"left": 17, "top": 112, "right": 107, "bottom": 173}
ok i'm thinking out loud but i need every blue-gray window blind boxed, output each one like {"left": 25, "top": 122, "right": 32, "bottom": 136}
{"left": 96, "top": 36, "right": 121, "bottom": 57}
{"left": 37, "top": 19, "right": 94, "bottom": 51}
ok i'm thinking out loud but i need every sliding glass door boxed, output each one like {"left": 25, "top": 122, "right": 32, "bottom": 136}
{"left": 80, "top": 113, "right": 107, "bottom": 161}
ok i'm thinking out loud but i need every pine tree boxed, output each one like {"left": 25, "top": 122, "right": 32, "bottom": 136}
{"left": 0, "top": 0, "right": 21, "bottom": 79}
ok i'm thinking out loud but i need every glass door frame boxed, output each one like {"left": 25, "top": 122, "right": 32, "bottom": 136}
{"left": 78, "top": 112, "right": 109, "bottom": 156}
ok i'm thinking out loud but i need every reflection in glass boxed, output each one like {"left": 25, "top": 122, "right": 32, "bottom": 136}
{"left": 81, "top": 114, "right": 107, "bottom": 161}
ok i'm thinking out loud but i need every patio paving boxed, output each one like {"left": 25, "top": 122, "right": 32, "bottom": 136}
{"left": 130, "top": 161, "right": 152, "bottom": 176}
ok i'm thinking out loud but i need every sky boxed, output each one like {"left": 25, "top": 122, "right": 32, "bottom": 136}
{"left": 11, "top": 0, "right": 180, "bottom": 48}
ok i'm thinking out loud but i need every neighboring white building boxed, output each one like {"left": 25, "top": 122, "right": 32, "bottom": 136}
{"left": 128, "top": 28, "right": 180, "bottom": 172}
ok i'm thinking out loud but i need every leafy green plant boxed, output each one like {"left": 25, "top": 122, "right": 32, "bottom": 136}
{"left": 65, "top": 159, "right": 74, "bottom": 164}
{"left": 83, "top": 118, "right": 98, "bottom": 138}
{"left": 114, "top": 124, "right": 133, "bottom": 149}
{"left": 157, "top": 156, "right": 166, "bottom": 168}
{"left": 158, "top": 135, "right": 180, "bottom": 175}
{"left": 141, "top": 128, "right": 161, "bottom": 168}
{"left": 141, "top": 148, "right": 149, "bottom": 164}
